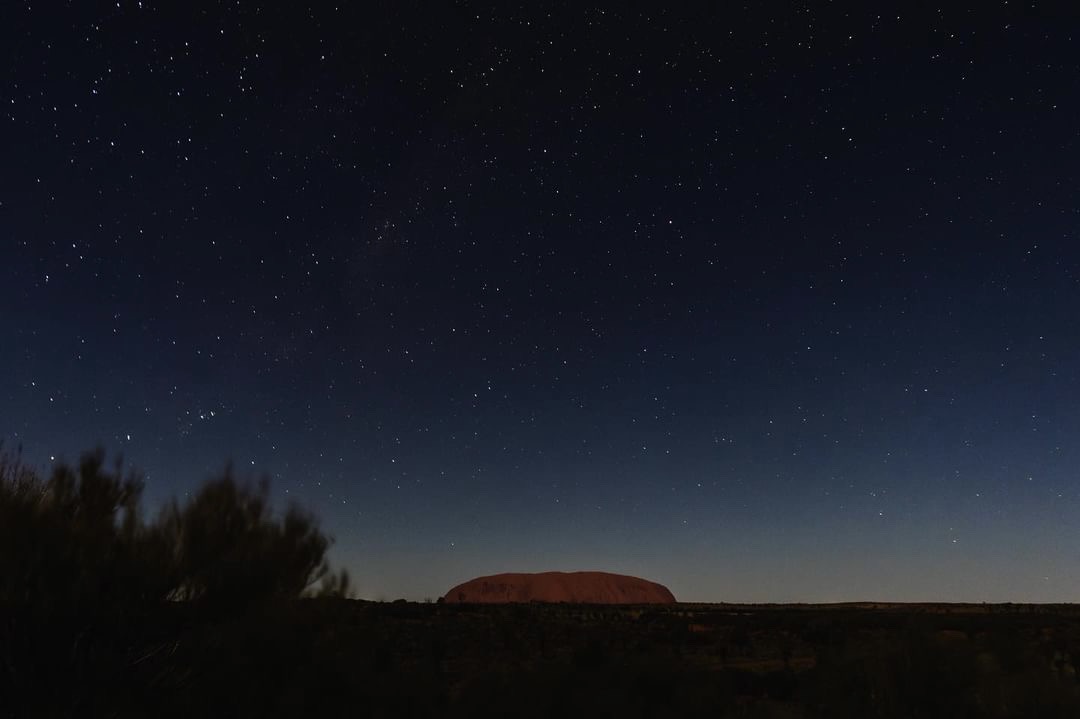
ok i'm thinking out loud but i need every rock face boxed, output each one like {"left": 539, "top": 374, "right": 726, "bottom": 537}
{"left": 443, "top": 571, "right": 676, "bottom": 604}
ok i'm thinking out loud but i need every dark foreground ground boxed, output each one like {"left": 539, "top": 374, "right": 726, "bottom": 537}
{"left": 5, "top": 599, "right": 1080, "bottom": 718}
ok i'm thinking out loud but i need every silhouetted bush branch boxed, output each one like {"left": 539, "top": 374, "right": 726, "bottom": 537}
{"left": 160, "top": 468, "right": 345, "bottom": 606}
{"left": 0, "top": 446, "right": 352, "bottom": 610}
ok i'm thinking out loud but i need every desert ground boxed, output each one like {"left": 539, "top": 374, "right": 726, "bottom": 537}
{"left": 6, "top": 599, "right": 1080, "bottom": 717}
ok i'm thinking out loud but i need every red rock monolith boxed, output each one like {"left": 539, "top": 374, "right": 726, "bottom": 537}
{"left": 443, "top": 571, "right": 676, "bottom": 604}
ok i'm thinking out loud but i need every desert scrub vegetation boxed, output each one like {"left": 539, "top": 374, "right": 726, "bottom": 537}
{"left": 0, "top": 444, "right": 353, "bottom": 716}
{"left": 0, "top": 444, "right": 351, "bottom": 609}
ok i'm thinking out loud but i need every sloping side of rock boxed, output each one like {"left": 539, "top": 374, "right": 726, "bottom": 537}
{"left": 443, "top": 571, "right": 676, "bottom": 604}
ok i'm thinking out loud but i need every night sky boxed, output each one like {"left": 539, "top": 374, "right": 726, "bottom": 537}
{"left": 3, "top": 3, "right": 1079, "bottom": 602}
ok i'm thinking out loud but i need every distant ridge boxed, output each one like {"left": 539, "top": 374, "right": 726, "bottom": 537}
{"left": 443, "top": 571, "right": 676, "bottom": 604}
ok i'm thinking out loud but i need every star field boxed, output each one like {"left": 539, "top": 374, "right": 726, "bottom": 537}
{"left": 3, "top": 3, "right": 1080, "bottom": 601}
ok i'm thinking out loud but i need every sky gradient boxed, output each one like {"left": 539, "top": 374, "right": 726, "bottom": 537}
{"left": 3, "top": 3, "right": 1079, "bottom": 602}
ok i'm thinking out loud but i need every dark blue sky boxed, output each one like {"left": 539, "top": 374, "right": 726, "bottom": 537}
{"left": 3, "top": 3, "right": 1079, "bottom": 601}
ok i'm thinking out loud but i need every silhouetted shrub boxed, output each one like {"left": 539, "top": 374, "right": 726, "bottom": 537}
{"left": 0, "top": 447, "right": 170, "bottom": 609}
{"left": 0, "top": 447, "right": 351, "bottom": 610}
{"left": 160, "top": 467, "right": 347, "bottom": 607}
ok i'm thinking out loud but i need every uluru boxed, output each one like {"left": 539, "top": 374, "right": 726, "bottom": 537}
{"left": 443, "top": 571, "right": 676, "bottom": 604}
